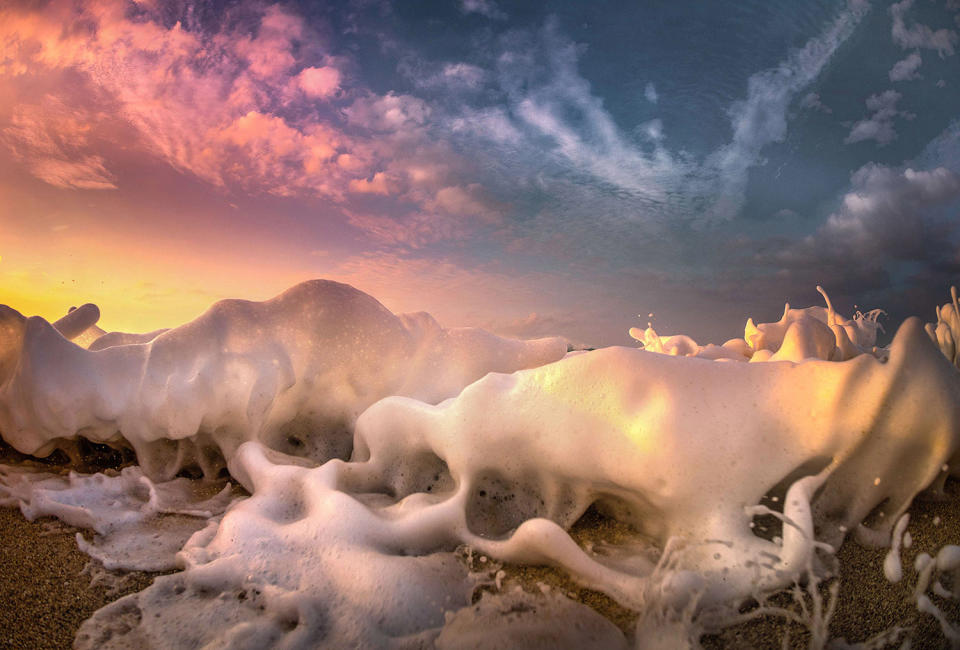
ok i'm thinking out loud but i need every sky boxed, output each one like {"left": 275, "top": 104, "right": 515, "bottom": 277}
{"left": 1, "top": 0, "right": 959, "bottom": 347}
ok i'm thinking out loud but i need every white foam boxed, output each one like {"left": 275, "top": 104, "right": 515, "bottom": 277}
{"left": 0, "top": 280, "right": 566, "bottom": 479}
{"left": 0, "top": 463, "right": 238, "bottom": 571}
{"left": 883, "top": 513, "right": 910, "bottom": 583}
{"left": 630, "top": 286, "right": 884, "bottom": 363}
{"left": 2, "top": 281, "right": 960, "bottom": 646}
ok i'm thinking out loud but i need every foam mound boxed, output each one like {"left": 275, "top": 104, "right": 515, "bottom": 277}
{"left": 0, "top": 280, "right": 565, "bottom": 479}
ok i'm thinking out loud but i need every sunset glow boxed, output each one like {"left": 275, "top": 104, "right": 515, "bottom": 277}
{"left": 1, "top": 0, "right": 958, "bottom": 343}
{"left": 3, "top": 3, "right": 960, "bottom": 645}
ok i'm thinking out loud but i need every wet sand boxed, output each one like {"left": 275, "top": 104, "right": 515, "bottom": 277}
{"left": 0, "top": 508, "right": 164, "bottom": 650}
{"left": 2, "top": 456, "right": 959, "bottom": 648}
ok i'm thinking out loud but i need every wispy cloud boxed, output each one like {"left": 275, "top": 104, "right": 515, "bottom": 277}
{"left": 644, "top": 82, "right": 658, "bottom": 104}
{"left": 705, "top": 2, "right": 867, "bottom": 219}
{"left": 3, "top": 99, "right": 117, "bottom": 190}
{"left": 460, "top": 0, "right": 506, "bottom": 21}
{"left": 800, "top": 92, "right": 833, "bottom": 114}
{"left": 499, "top": 21, "right": 681, "bottom": 203}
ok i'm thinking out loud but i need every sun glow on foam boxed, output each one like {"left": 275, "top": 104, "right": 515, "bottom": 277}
{"left": 1, "top": 280, "right": 959, "bottom": 647}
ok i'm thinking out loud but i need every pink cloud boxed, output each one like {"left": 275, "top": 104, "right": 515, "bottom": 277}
{"left": 2, "top": 98, "right": 117, "bottom": 190}
{"left": 233, "top": 4, "right": 304, "bottom": 78}
{"left": 209, "top": 111, "right": 344, "bottom": 195}
{"left": 0, "top": 0, "right": 501, "bottom": 248}
{"left": 348, "top": 172, "right": 392, "bottom": 195}
{"left": 25, "top": 156, "right": 117, "bottom": 190}
{"left": 298, "top": 66, "right": 341, "bottom": 98}
{"left": 344, "top": 92, "right": 431, "bottom": 131}
{"left": 0, "top": 1, "right": 361, "bottom": 197}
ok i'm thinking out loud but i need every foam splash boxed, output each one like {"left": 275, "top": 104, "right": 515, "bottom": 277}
{"left": 2, "top": 281, "right": 960, "bottom": 647}
{"left": 0, "top": 464, "right": 238, "bottom": 571}
{"left": 629, "top": 285, "right": 885, "bottom": 363}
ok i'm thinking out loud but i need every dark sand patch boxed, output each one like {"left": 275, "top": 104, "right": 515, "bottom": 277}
{"left": 0, "top": 509, "right": 167, "bottom": 650}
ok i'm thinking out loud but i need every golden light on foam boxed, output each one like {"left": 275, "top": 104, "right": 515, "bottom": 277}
{"left": 625, "top": 385, "right": 669, "bottom": 456}
{"left": 535, "top": 360, "right": 664, "bottom": 456}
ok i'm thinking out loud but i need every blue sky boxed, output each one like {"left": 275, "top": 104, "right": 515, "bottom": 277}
{"left": 1, "top": 0, "right": 958, "bottom": 346}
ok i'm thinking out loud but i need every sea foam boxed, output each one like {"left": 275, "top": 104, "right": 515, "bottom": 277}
{"left": 2, "top": 280, "right": 959, "bottom": 647}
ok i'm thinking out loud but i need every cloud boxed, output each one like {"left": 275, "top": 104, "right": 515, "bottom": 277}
{"left": 759, "top": 164, "right": 960, "bottom": 283}
{"left": 344, "top": 92, "right": 431, "bottom": 132}
{"left": 913, "top": 119, "right": 960, "bottom": 172}
{"left": 890, "top": 0, "right": 958, "bottom": 56}
{"left": 438, "top": 4, "right": 866, "bottom": 239}
{"left": 345, "top": 183, "right": 501, "bottom": 248}
{"left": 460, "top": 0, "right": 506, "bottom": 20}
{"left": 0, "top": 0, "right": 476, "bottom": 218}
{"left": 2, "top": 99, "right": 117, "bottom": 190}
{"left": 844, "top": 90, "right": 914, "bottom": 146}
{"left": 210, "top": 111, "right": 345, "bottom": 196}
{"left": 349, "top": 172, "right": 392, "bottom": 196}
{"left": 820, "top": 165, "right": 960, "bottom": 258}
{"left": 644, "top": 82, "right": 658, "bottom": 104}
{"left": 800, "top": 92, "right": 833, "bottom": 114}
{"left": 0, "top": 0, "right": 365, "bottom": 197}
{"left": 490, "top": 21, "right": 683, "bottom": 204}
{"left": 888, "top": 51, "right": 923, "bottom": 81}
{"left": 0, "top": 0, "right": 504, "bottom": 250}
{"left": 714, "top": 161, "right": 960, "bottom": 322}
{"left": 232, "top": 4, "right": 304, "bottom": 78}
{"left": 297, "top": 66, "right": 341, "bottom": 98}
{"left": 705, "top": 3, "right": 866, "bottom": 220}
{"left": 435, "top": 63, "right": 487, "bottom": 89}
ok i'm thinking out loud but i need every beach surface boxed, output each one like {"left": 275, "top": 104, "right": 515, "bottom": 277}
{"left": 2, "top": 437, "right": 960, "bottom": 649}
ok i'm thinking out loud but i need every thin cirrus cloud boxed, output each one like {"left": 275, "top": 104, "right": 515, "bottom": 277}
{"left": 443, "top": 2, "right": 867, "bottom": 229}
{"left": 3, "top": 99, "right": 117, "bottom": 190}
{"left": 460, "top": 0, "right": 506, "bottom": 21}
{"left": 704, "top": 1, "right": 867, "bottom": 220}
